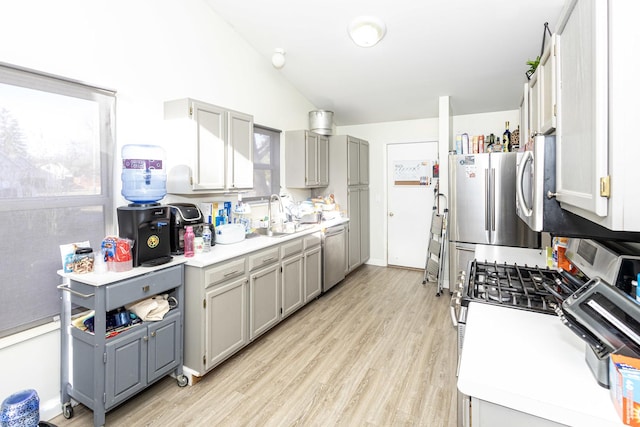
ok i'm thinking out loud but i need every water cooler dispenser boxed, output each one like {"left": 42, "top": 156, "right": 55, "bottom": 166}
{"left": 117, "top": 144, "right": 172, "bottom": 267}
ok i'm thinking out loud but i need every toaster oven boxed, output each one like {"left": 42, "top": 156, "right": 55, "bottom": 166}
{"left": 557, "top": 238, "right": 640, "bottom": 388}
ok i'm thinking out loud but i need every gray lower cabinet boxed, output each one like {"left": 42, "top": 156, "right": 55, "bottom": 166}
{"left": 105, "top": 310, "right": 182, "bottom": 408}
{"left": 184, "top": 256, "right": 248, "bottom": 374}
{"left": 347, "top": 187, "right": 362, "bottom": 271}
{"left": 183, "top": 232, "right": 330, "bottom": 381}
{"left": 204, "top": 276, "right": 248, "bottom": 370}
{"left": 59, "top": 264, "right": 185, "bottom": 427}
{"left": 281, "top": 238, "right": 304, "bottom": 318}
{"left": 249, "top": 261, "right": 281, "bottom": 340}
{"left": 303, "top": 233, "right": 322, "bottom": 302}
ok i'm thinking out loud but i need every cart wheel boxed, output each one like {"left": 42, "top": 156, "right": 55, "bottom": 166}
{"left": 422, "top": 280, "right": 427, "bottom": 285}
{"left": 177, "top": 375, "right": 188, "bottom": 387}
{"left": 62, "top": 402, "right": 74, "bottom": 419}
{"left": 435, "top": 291, "right": 441, "bottom": 297}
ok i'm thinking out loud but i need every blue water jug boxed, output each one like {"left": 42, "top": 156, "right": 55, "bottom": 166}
{"left": 121, "top": 144, "right": 167, "bottom": 204}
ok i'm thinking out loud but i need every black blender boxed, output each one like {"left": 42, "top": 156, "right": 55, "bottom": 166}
{"left": 117, "top": 144, "right": 172, "bottom": 267}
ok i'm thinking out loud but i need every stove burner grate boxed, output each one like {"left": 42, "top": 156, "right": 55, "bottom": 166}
{"left": 466, "top": 260, "right": 570, "bottom": 315}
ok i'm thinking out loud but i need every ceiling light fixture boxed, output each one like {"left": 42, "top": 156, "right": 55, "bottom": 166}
{"left": 272, "top": 48, "right": 286, "bottom": 69}
{"left": 348, "top": 16, "right": 386, "bottom": 48}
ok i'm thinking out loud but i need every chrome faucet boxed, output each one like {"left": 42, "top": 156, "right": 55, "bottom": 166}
{"left": 267, "top": 194, "right": 283, "bottom": 236}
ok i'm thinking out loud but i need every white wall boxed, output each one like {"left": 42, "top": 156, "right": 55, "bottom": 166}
{"left": 452, "top": 110, "right": 520, "bottom": 143}
{"left": 0, "top": 0, "right": 315, "bottom": 420}
{"left": 336, "top": 109, "right": 519, "bottom": 270}
{"left": 337, "top": 118, "right": 440, "bottom": 267}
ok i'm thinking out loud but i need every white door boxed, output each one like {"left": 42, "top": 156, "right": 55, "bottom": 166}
{"left": 387, "top": 142, "right": 439, "bottom": 269}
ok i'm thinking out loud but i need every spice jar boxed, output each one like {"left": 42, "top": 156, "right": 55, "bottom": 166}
{"left": 73, "top": 247, "right": 94, "bottom": 274}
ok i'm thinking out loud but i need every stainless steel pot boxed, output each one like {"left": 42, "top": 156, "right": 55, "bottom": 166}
{"left": 309, "top": 110, "right": 334, "bottom": 135}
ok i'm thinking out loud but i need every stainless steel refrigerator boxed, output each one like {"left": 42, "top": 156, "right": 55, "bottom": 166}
{"left": 448, "top": 152, "right": 540, "bottom": 287}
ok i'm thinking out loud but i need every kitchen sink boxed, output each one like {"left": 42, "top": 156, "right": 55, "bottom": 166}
{"left": 250, "top": 223, "right": 317, "bottom": 238}
{"left": 251, "top": 228, "right": 289, "bottom": 238}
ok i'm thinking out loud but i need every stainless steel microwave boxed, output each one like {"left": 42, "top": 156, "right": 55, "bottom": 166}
{"left": 516, "top": 134, "right": 549, "bottom": 231}
{"left": 515, "top": 135, "right": 640, "bottom": 240}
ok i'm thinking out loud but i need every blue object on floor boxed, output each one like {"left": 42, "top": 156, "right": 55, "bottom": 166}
{"left": 0, "top": 389, "right": 39, "bottom": 427}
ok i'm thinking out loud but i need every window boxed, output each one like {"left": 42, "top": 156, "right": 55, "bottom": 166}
{"left": 244, "top": 124, "right": 281, "bottom": 200}
{"left": 0, "top": 63, "right": 115, "bottom": 338}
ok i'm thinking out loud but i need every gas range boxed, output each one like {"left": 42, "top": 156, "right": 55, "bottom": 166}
{"left": 451, "top": 260, "right": 582, "bottom": 326}
{"left": 463, "top": 260, "right": 581, "bottom": 314}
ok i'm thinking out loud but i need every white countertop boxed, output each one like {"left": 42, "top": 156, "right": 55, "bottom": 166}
{"left": 59, "top": 218, "right": 349, "bottom": 285}
{"left": 457, "top": 302, "right": 624, "bottom": 427}
{"left": 184, "top": 217, "right": 348, "bottom": 268}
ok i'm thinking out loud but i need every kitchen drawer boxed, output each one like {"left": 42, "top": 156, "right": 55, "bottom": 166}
{"left": 303, "top": 232, "right": 321, "bottom": 249}
{"left": 281, "top": 238, "right": 303, "bottom": 258}
{"left": 204, "top": 258, "right": 246, "bottom": 289}
{"left": 248, "top": 247, "right": 280, "bottom": 271}
{"left": 105, "top": 265, "right": 183, "bottom": 311}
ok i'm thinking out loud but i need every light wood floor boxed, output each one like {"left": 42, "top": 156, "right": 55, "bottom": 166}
{"left": 50, "top": 265, "right": 458, "bottom": 427}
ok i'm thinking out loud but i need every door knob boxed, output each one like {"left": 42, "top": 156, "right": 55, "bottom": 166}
{"left": 389, "top": 212, "right": 394, "bottom": 217}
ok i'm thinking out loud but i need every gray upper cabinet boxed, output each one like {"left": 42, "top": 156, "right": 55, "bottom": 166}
{"left": 554, "top": 0, "right": 640, "bottom": 231}
{"left": 555, "top": 0, "right": 607, "bottom": 218}
{"left": 228, "top": 110, "right": 254, "bottom": 190}
{"left": 347, "top": 137, "right": 360, "bottom": 186}
{"left": 358, "top": 140, "right": 369, "bottom": 185}
{"left": 164, "top": 98, "right": 253, "bottom": 193}
{"left": 318, "top": 134, "right": 330, "bottom": 187}
{"left": 285, "top": 130, "right": 330, "bottom": 188}
{"left": 346, "top": 136, "right": 368, "bottom": 186}
{"left": 538, "top": 34, "right": 558, "bottom": 135}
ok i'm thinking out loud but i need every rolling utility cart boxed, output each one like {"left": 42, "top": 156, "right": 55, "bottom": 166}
{"left": 422, "top": 185, "right": 448, "bottom": 297}
{"left": 58, "top": 262, "right": 188, "bottom": 427}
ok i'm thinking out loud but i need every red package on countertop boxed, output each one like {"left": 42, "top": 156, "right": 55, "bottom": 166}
{"left": 114, "top": 238, "right": 132, "bottom": 262}
{"left": 101, "top": 237, "right": 133, "bottom": 271}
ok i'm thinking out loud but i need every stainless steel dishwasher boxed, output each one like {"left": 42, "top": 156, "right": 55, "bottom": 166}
{"left": 322, "top": 224, "right": 346, "bottom": 292}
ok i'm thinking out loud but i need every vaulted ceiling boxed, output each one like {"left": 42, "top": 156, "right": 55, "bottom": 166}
{"left": 205, "top": 0, "right": 565, "bottom": 126}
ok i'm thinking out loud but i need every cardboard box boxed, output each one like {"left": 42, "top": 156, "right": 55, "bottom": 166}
{"left": 610, "top": 353, "right": 640, "bottom": 426}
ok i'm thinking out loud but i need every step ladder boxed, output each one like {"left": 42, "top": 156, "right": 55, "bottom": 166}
{"left": 422, "top": 188, "right": 448, "bottom": 297}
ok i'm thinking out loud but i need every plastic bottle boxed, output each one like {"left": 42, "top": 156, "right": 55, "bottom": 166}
{"left": 121, "top": 144, "right": 167, "bottom": 204}
{"left": 636, "top": 273, "right": 640, "bottom": 303}
{"left": 184, "top": 226, "right": 195, "bottom": 258}
{"left": 202, "top": 224, "right": 212, "bottom": 252}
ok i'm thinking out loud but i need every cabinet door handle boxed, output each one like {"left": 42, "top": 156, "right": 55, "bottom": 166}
{"left": 143, "top": 336, "right": 149, "bottom": 342}
{"left": 142, "top": 285, "right": 150, "bottom": 292}
{"left": 262, "top": 257, "right": 275, "bottom": 263}
{"left": 151, "top": 331, "right": 156, "bottom": 338}
{"left": 224, "top": 270, "right": 239, "bottom": 277}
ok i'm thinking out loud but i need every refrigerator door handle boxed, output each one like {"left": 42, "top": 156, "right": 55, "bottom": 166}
{"left": 491, "top": 168, "right": 496, "bottom": 231}
{"left": 484, "top": 169, "right": 490, "bottom": 231}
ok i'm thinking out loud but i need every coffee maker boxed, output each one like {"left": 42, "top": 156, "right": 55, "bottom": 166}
{"left": 117, "top": 204, "right": 172, "bottom": 267}
{"left": 169, "top": 203, "right": 206, "bottom": 254}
